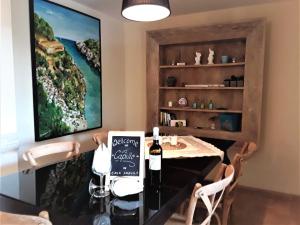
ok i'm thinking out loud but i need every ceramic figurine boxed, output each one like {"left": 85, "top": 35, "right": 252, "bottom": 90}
{"left": 207, "top": 48, "right": 214, "bottom": 64}
{"left": 195, "top": 52, "right": 202, "bottom": 65}
{"left": 210, "top": 122, "right": 216, "bottom": 130}
{"left": 178, "top": 97, "right": 188, "bottom": 107}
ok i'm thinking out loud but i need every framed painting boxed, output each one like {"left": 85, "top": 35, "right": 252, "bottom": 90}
{"left": 29, "top": 0, "right": 102, "bottom": 141}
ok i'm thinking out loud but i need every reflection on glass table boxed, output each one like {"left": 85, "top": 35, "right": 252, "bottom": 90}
{"left": 0, "top": 150, "right": 220, "bottom": 225}
{"left": 90, "top": 143, "right": 111, "bottom": 198}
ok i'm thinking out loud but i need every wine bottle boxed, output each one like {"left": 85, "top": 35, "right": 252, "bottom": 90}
{"left": 148, "top": 188, "right": 161, "bottom": 217}
{"left": 208, "top": 99, "right": 214, "bottom": 110}
{"left": 149, "top": 127, "right": 162, "bottom": 188}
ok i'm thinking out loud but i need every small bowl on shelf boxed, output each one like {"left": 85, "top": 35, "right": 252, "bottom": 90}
{"left": 221, "top": 55, "right": 230, "bottom": 64}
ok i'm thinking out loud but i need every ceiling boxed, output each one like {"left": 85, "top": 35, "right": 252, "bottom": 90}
{"left": 72, "top": 0, "right": 284, "bottom": 21}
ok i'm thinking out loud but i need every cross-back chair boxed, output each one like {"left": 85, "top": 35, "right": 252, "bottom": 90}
{"left": 166, "top": 164, "right": 235, "bottom": 225}
{"left": 0, "top": 210, "right": 52, "bottom": 225}
{"left": 221, "top": 141, "right": 257, "bottom": 225}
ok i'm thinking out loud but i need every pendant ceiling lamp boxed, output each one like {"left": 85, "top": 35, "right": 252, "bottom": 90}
{"left": 122, "top": 0, "right": 171, "bottom": 22}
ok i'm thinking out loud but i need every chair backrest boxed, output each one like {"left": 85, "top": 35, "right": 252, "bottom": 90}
{"left": 228, "top": 141, "right": 257, "bottom": 193}
{"left": 0, "top": 211, "right": 52, "bottom": 225}
{"left": 186, "top": 164, "right": 235, "bottom": 225}
{"left": 23, "top": 141, "right": 80, "bottom": 168}
{"left": 92, "top": 131, "right": 108, "bottom": 146}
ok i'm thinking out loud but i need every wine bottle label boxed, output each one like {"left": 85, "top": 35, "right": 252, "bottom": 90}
{"left": 149, "top": 155, "right": 161, "bottom": 170}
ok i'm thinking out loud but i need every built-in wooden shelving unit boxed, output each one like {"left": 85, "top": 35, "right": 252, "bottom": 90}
{"left": 147, "top": 20, "right": 265, "bottom": 142}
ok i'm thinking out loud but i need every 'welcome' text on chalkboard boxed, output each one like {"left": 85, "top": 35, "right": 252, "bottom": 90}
{"left": 110, "top": 136, "right": 141, "bottom": 176}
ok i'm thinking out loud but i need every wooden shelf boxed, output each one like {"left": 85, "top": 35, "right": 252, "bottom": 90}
{"left": 147, "top": 21, "right": 265, "bottom": 142}
{"left": 160, "top": 107, "right": 242, "bottom": 114}
{"left": 159, "top": 126, "right": 243, "bottom": 141}
{"left": 159, "top": 87, "right": 244, "bottom": 90}
{"left": 160, "top": 62, "right": 245, "bottom": 69}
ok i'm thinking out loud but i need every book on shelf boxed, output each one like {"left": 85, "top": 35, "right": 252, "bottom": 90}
{"left": 160, "top": 111, "right": 176, "bottom": 126}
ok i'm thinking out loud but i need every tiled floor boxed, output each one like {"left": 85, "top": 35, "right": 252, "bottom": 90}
{"left": 166, "top": 186, "right": 300, "bottom": 225}
{"left": 230, "top": 187, "right": 300, "bottom": 225}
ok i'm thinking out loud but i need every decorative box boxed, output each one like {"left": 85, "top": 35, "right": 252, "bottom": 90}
{"left": 166, "top": 76, "right": 177, "bottom": 87}
{"left": 230, "top": 75, "right": 238, "bottom": 87}
{"left": 219, "top": 113, "right": 241, "bottom": 132}
{"left": 224, "top": 79, "right": 230, "bottom": 87}
{"left": 237, "top": 76, "right": 244, "bottom": 87}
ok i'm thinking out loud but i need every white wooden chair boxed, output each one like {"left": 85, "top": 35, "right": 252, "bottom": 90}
{"left": 22, "top": 141, "right": 80, "bottom": 168}
{"left": 166, "top": 164, "right": 234, "bottom": 225}
{"left": 221, "top": 142, "right": 257, "bottom": 225}
{"left": 0, "top": 210, "right": 52, "bottom": 225}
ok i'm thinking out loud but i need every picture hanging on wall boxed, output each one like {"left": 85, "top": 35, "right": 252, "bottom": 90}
{"left": 29, "top": 0, "right": 102, "bottom": 141}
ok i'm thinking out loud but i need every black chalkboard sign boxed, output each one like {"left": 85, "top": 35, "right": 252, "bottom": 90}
{"left": 108, "top": 132, "right": 145, "bottom": 181}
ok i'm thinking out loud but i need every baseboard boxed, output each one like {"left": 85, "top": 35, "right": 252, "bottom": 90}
{"left": 237, "top": 185, "right": 300, "bottom": 199}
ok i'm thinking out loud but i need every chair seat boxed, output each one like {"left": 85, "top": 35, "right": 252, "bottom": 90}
{"left": 165, "top": 210, "right": 222, "bottom": 225}
{"left": 0, "top": 211, "right": 52, "bottom": 225}
{"left": 165, "top": 198, "right": 222, "bottom": 225}
{"left": 165, "top": 213, "right": 186, "bottom": 225}
{"left": 165, "top": 164, "right": 234, "bottom": 225}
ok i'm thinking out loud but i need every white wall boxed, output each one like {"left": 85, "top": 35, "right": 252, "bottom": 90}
{"left": 2, "top": 0, "right": 126, "bottom": 202}
{"left": 0, "top": 0, "right": 17, "bottom": 144}
{"left": 11, "top": 0, "right": 125, "bottom": 156}
{"left": 123, "top": 0, "right": 300, "bottom": 195}
{"left": 0, "top": 0, "right": 19, "bottom": 199}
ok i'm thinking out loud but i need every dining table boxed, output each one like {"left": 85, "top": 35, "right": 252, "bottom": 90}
{"left": 0, "top": 137, "right": 222, "bottom": 225}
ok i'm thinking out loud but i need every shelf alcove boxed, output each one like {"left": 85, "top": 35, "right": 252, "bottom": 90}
{"left": 146, "top": 20, "right": 265, "bottom": 142}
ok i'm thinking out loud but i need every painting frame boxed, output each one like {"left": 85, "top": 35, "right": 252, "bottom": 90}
{"left": 29, "top": 0, "right": 102, "bottom": 141}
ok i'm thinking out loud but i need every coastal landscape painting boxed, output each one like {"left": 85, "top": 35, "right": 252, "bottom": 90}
{"left": 30, "top": 0, "right": 102, "bottom": 141}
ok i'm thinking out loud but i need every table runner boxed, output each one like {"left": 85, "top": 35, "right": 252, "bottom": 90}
{"left": 144, "top": 136, "right": 224, "bottom": 160}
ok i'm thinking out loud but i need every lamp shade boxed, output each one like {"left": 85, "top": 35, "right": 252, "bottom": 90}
{"left": 122, "top": 0, "right": 171, "bottom": 22}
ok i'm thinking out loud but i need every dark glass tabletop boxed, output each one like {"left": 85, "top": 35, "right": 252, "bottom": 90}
{"left": 0, "top": 151, "right": 220, "bottom": 225}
